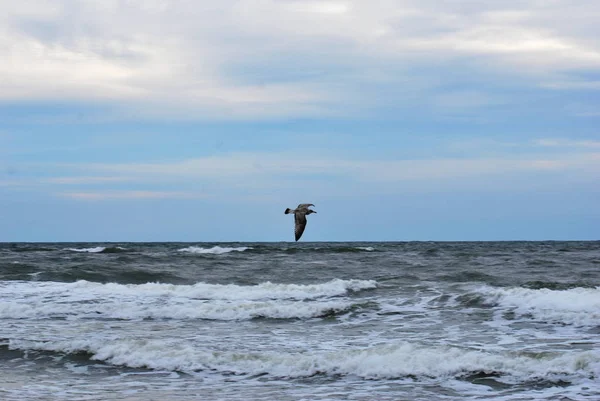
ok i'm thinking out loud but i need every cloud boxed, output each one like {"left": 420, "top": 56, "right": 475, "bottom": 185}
{"left": 541, "top": 80, "right": 600, "bottom": 90}
{"left": 45, "top": 176, "right": 133, "bottom": 185}
{"left": 49, "top": 150, "right": 600, "bottom": 191}
{"left": 431, "top": 90, "right": 506, "bottom": 111}
{"left": 534, "top": 139, "right": 600, "bottom": 149}
{"left": 2, "top": 1, "right": 599, "bottom": 119}
{"left": 0, "top": 180, "right": 30, "bottom": 188}
{"left": 59, "top": 190, "right": 206, "bottom": 201}
{"left": 0, "top": 1, "right": 334, "bottom": 119}
{"left": 5, "top": 139, "right": 599, "bottom": 204}
{"left": 285, "top": 1, "right": 350, "bottom": 15}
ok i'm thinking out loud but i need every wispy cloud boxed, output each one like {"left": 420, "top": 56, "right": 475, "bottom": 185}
{"left": 47, "top": 150, "right": 600, "bottom": 193}
{"left": 541, "top": 80, "right": 600, "bottom": 90}
{"left": 534, "top": 139, "right": 600, "bottom": 148}
{"left": 59, "top": 190, "right": 207, "bottom": 201}
{"left": 0, "top": 179, "right": 31, "bottom": 188}
{"left": 45, "top": 176, "right": 133, "bottom": 185}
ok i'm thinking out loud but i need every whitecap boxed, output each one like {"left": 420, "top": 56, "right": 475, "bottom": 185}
{"left": 10, "top": 339, "right": 600, "bottom": 382}
{"left": 0, "top": 298, "right": 354, "bottom": 321}
{"left": 0, "top": 279, "right": 377, "bottom": 321}
{"left": 0, "top": 278, "right": 376, "bottom": 301}
{"left": 178, "top": 246, "right": 250, "bottom": 254}
{"left": 66, "top": 247, "right": 106, "bottom": 253}
{"left": 476, "top": 286, "right": 600, "bottom": 327}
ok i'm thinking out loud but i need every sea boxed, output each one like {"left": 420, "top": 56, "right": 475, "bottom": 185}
{"left": 1, "top": 241, "right": 599, "bottom": 401}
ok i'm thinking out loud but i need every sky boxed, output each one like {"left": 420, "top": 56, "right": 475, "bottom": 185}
{"left": 1, "top": 0, "right": 599, "bottom": 242}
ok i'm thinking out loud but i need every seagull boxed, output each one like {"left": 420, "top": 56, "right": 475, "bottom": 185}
{"left": 284, "top": 203, "right": 317, "bottom": 241}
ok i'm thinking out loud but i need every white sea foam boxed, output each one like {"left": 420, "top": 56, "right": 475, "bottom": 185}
{"left": 178, "top": 246, "right": 250, "bottom": 254}
{"left": 0, "top": 298, "right": 353, "bottom": 321}
{"left": 66, "top": 247, "right": 106, "bottom": 253}
{"left": 357, "top": 247, "right": 375, "bottom": 251}
{"left": 0, "top": 278, "right": 375, "bottom": 300}
{"left": 9, "top": 338, "right": 600, "bottom": 382}
{"left": 0, "top": 279, "right": 375, "bottom": 321}
{"left": 477, "top": 286, "right": 600, "bottom": 326}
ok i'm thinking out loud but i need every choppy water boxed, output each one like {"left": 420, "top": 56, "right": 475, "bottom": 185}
{"left": 1, "top": 241, "right": 599, "bottom": 400}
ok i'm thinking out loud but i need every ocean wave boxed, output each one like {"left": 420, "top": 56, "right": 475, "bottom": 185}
{"left": 282, "top": 246, "right": 376, "bottom": 254}
{"left": 356, "top": 246, "right": 375, "bottom": 251}
{"left": 8, "top": 339, "right": 598, "bottom": 382}
{"left": 523, "top": 280, "right": 597, "bottom": 290}
{"left": 8, "top": 246, "right": 55, "bottom": 253}
{"left": 66, "top": 246, "right": 106, "bottom": 253}
{"left": 0, "top": 298, "right": 355, "bottom": 321}
{"left": 1, "top": 279, "right": 376, "bottom": 301}
{"left": 437, "top": 270, "right": 499, "bottom": 284}
{"left": 66, "top": 246, "right": 127, "bottom": 254}
{"left": 0, "top": 279, "right": 376, "bottom": 321}
{"left": 476, "top": 286, "right": 600, "bottom": 326}
{"left": 178, "top": 246, "right": 250, "bottom": 254}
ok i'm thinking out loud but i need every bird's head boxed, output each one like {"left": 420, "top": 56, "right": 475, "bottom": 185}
{"left": 307, "top": 209, "right": 317, "bottom": 215}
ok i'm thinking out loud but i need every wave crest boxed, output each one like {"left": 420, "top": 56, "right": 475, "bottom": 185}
{"left": 66, "top": 246, "right": 127, "bottom": 254}
{"left": 0, "top": 279, "right": 377, "bottom": 321}
{"left": 476, "top": 286, "right": 600, "bottom": 326}
{"left": 66, "top": 247, "right": 106, "bottom": 253}
{"left": 178, "top": 246, "right": 250, "bottom": 254}
{"left": 8, "top": 339, "right": 598, "bottom": 381}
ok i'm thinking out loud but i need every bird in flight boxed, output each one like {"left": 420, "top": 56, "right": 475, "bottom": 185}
{"left": 284, "top": 203, "right": 317, "bottom": 241}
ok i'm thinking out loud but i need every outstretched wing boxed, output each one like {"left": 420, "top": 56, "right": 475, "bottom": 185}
{"left": 294, "top": 213, "right": 308, "bottom": 241}
{"left": 297, "top": 203, "right": 315, "bottom": 209}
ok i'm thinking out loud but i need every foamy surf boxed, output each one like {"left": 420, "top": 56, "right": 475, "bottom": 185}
{"left": 0, "top": 298, "right": 355, "bottom": 321}
{"left": 0, "top": 278, "right": 376, "bottom": 300}
{"left": 476, "top": 286, "right": 600, "bottom": 326}
{"left": 0, "top": 279, "right": 376, "bottom": 321}
{"left": 9, "top": 338, "right": 600, "bottom": 382}
{"left": 178, "top": 246, "right": 250, "bottom": 254}
{"left": 2, "top": 241, "right": 598, "bottom": 401}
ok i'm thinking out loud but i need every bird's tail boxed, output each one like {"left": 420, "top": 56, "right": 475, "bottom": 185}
{"left": 284, "top": 208, "right": 292, "bottom": 214}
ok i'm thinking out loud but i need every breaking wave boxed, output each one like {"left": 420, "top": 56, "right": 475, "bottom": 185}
{"left": 0, "top": 279, "right": 377, "bottom": 321}
{"left": 178, "top": 246, "right": 251, "bottom": 254}
{"left": 356, "top": 246, "right": 375, "bottom": 251}
{"left": 66, "top": 246, "right": 127, "bottom": 254}
{"left": 7, "top": 339, "right": 599, "bottom": 382}
{"left": 66, "top": 247, "right": 106, "bottom": 253}
{"left": 0, "top": 298, "right": 355, "bottom": 321}
{"left": 281, "top": 246, "right": 377, "bottom": 254}
{"left": 476, "top": 286, "right": 600, "bottom": 326}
